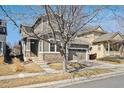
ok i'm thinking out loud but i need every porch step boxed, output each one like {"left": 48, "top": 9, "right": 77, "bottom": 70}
{"left": 31, "top": 57, "right": 44, "bottom": 64}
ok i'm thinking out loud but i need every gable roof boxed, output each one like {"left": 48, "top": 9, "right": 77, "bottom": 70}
{"left": 78, "top": 26, "right": 107, "bottom": 36}
{"left": 71, "top": 38, "right": 90, "bottom": 45}
{"left": 122, "top": 35, "right": 124, "bottom": 39}
{"left": 93, "top": 32, "right": 123, "bottom": 43}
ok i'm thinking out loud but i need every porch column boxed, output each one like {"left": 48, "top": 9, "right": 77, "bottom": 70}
{"left": 86, "top": 50, "right": 88, "bottom": 61}
{"left": 23, "top": 41, "right": 25, "bottom": 57}
{"left": 0, "top": 42, "right": 3, "bottom": 56}
{"left": 107, "top": 42, "right": 110, "bottom": 56}
{"left": 26, "top": 38, "right": 30, "bottom": 57}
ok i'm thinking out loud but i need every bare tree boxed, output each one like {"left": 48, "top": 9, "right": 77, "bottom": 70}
{"left": 0, "top": 5, "right": 104, "bottom": 72}
{"left": 44, "top": 5, "right": 104, "bottom": 71}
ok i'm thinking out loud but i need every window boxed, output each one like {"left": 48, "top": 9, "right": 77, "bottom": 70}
{"left": 50, "top": 42, "right": 55, "bottom": 52}
{"left": 39, "top": 41, "right": 42, "bottom": 52}
{"left": 56, "top": 41, "right": 61, "bottom": 52}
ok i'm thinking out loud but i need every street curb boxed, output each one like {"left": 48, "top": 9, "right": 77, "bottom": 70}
{"left": 16, "top": 70, "right": 124, "bottom": 88}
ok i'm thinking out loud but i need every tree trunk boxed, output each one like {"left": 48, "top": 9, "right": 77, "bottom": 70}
{"left": 63, "top": 43, "right": 68, "bottom": 72}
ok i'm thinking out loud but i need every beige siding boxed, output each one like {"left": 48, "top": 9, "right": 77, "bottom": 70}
{"left": 90, "top": 44, "right": 106, "bottom": 59}
{"left": 34, "top": 21, "right": 43, "bottom": 33}
{"left": 78, "top": 33, "right": 94, "bottom": 44}
{"left": 113, "top": 34, "right": 123, "bottom": 41}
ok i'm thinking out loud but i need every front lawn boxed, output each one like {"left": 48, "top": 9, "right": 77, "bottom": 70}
{"left": 48, "top": 62, "right": 90, "bottom": 71}
{"left": 0, "top": 58, "right": 45, "bottom": 76}
{"left": 0, "top": 73, "right": 71, "bottom": 88}
{"left": 71, "top": 68, "right": 113, "bottom": 77}
{"left": 0, "top": 67, "right": 113, "bottom": 87}
{"left": 48, "top": 63, "right": 63, "bottom": 70}
{"left": 97, "top": 56, "right": 124, "bottom": 64}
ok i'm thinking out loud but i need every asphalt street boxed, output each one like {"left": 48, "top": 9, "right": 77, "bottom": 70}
{"left": 62, "top": 74, "right": 124, "bottom": 88}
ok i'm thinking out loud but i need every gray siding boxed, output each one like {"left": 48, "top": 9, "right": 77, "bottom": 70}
{"left": 43, "top": 41, "right": 49, "bottom": 52}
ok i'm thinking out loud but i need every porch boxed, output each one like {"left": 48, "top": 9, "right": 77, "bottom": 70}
{"left": 96, "top": 40, "right": 121, "bottom": 58}
{"left": 21, "top": 38, "right": 43, "bottom": 62}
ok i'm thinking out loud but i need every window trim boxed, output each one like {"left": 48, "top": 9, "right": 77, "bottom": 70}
{"left": 48, "top": 39, "right": 60, "bottom": 53}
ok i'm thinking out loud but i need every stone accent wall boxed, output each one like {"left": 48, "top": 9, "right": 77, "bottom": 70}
{"left": 43, "top": 53, "right": 63, "bottom": 63}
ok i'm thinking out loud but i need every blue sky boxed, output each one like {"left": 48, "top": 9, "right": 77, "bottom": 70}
{"left": 0, "top": 5, "right": 124, "bottom": 45}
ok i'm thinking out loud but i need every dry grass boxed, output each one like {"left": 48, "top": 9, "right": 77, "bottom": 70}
{"left": 48, "top": 63, "right": 63, "bottom": 70}
{"left": 69, "top": 63, "right": 89, "bottom": 69}
{"left": 72, "top": 68, "right": 112, "bottom": 77}
{"left": 24, "top": 63, "right": 45, "bottom": 73}
{"left": 0, "top": 73, "right": 71, "bottom": 88}
{"left": 0, "top": 57, "right": 4, "bottom": 65}
{"left": 0, "top": 64, "right": 17, "bottom": 76}
{"left": 106, "top": 61, "right": 124, "bottom": 64}
{"left": 0, "top": 67, "right": 113, "bottom": 87}
{"left": 97, "top": 56, "right": 124, "bottom": 64}
{"left": 0, "top": 57, "right": 45, "bottom": 76}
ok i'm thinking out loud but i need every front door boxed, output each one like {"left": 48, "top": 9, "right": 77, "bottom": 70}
{"left": 30, "top": 39, "right": 38, "bottom": 57}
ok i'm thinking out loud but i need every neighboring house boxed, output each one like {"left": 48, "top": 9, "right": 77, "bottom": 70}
{"left": 0, "top": 19, "right": 7, "bottom": 56}
{"left": 77, "top": 26, "right": 124, "bottom": 59}
{"left": 20, "top": 15, "right": 123, "bottom": 63}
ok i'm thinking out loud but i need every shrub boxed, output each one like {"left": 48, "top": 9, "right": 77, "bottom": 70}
{"left": 0, "top": 57, "right": 4, "bottom": 64}
{"left": 12, "top": 57, "right": 24, "bottom": 71}
{"left": 69, "top": 62, "right": 89, "bottom": 69}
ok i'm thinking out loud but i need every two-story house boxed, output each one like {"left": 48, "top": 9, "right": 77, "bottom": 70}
{"left": 77, "top": 26, "right": 123, "bottom": 59}
{"left": 20, "top": 15, "right": 89, "bottom": 63}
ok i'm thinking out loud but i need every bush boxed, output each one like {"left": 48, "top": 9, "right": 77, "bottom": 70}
{"left": 0, "top": 57, "right": 4, "bottom": 64}
{"left": 12, "top": 57, "right": 24, "bottom": 71}
{"left": 69, "top": 62, "right": 89, "bottom": 69}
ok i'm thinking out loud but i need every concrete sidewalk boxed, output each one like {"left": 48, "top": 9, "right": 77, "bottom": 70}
{"left": 16, "top": 69, "right": 124, "bottom": 88}
{"left": 0, "top": 72, "right": 47, "bottom": 81}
